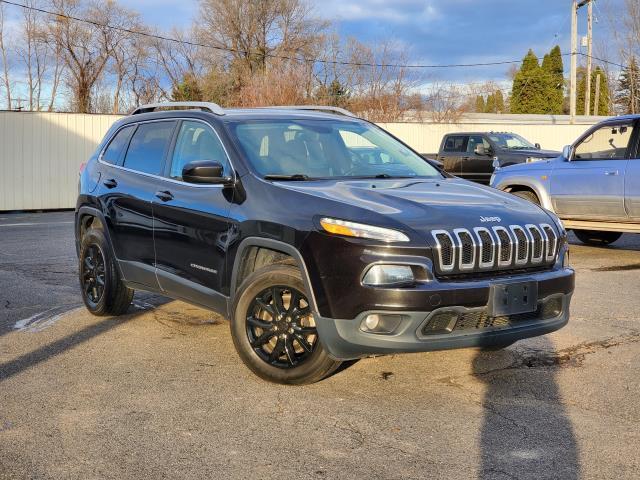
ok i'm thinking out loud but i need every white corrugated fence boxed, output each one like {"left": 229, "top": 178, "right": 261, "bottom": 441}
{"left": 0, "top": 111, "right": 604, "bottom": 211}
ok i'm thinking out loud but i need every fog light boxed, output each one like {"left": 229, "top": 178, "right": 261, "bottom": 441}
{"left": 363, "top": 265, "right": 414, "bottom": 286}
{"left": 360, "top": 313, "right": 404, "bottom": 334}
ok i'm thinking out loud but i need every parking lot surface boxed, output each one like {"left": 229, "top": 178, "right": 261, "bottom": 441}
{"left": 1, "top": 211, "right": 639, "bottom": 479}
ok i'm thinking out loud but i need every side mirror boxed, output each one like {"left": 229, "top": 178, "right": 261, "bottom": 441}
{"left": 182, "top": 160, "right": 232, "bottom": 184}
{"left": 426, "top": 158, "right": 444, "bottom": 170}
{"left": 562, "top": 145, "right": 573, "bottom": 161}
{"left": 535, "top": 143, "right": 541, "bottom": 150}
{"left": 474, "top": 144, "right": 487, "bottom": 156}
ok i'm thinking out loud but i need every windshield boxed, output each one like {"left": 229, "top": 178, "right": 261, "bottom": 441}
{"left": 488, "top": 133, "right": 535, "bottom": 150}
{"left": 227, "top": 119, "right": 442, "bottom": 179}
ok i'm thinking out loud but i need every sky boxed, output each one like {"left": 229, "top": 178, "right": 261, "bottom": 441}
{"left": 117, "top": 0, "right": 625, "bottom": 86}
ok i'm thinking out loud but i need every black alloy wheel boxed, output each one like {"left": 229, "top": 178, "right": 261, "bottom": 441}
{"left": 246, "top": 285, "right": 317, "bottom": 369}
{"left": 81, "top": 244, "right": 106, "bottom": 307}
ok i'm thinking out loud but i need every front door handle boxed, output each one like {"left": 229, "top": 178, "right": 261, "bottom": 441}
{"left": 155, "top": 190, "right": 174, "bottom": 202}
{"left": 604, "top": 170, "right": 619, "bottom": 176}
{"left": 103, "top": 178, "right": 117, "bottom": 189}
{"left": 461, "top": 156, "right": 470, "bottom": 161}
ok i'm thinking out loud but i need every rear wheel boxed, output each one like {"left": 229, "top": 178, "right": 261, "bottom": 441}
{"left": 573, "top": 229, "right": 622, "bottom": 246}
{"left": 230, "top": 264, "right": 341, "bottom": 384}
{"left": 511, "top": 190, "right": 540, "bottom": 205}
{"left": 79, "top": 227, "right": 133, "bottom": 316}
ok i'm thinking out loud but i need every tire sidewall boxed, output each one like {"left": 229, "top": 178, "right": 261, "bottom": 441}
{"left": 230, "top": 265, "right": 338, "bottom": 384}
{"left": 79, "top": 228, "right": 117, "bottom": 315}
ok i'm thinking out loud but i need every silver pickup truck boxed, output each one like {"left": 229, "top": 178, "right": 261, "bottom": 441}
{"left": 491, "top": 115, "right": 640, "bottom": 246}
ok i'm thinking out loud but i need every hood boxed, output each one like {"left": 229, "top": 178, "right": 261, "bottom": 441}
{"left": 505, "top": 148, "right": 561, "bottom": 158}
{"left": 277, "top": 177, "right": 554, "bottom": 243}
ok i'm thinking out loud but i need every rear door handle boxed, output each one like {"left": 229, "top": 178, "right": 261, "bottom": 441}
{"left": 155, "top": 190, "right": 174, "bottom": 202}
{"left": 103, "top": 178, "right": 117, "bottom": 188}
{"left": 604, "top": 170, "right": 619, "bottom": 176}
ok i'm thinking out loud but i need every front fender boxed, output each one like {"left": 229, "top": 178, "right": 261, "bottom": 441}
{"left": 492, "top": 172, "right": 554, "bottom": 212}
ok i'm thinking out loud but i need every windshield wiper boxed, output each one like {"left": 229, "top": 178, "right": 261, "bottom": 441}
{"left": 264, "top": 174, "right": 311, "bottom": 181}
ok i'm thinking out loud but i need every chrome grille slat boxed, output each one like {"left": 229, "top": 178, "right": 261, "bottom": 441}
{"left": 510, "top": 225, "right": 529, "bottom": 265}
{"left": 431, "top": 223, "right": 560, "bottom": 275}
{"left": 541, "top": 224, "right": 558, "bottom": 261}
{"left": 432, "top": 230, "right": 456, "bottom": 272}
{"left": 454, "top": 228, "right": 476, "bottom": 270}
{"left": 493, "top": 226, "right": 513, "bottom": 266}
{"left": 526, "top": 224, "right": 544, "bottom": 263}
{"left": 474, "top": 227, "right": 495, "bottom": 269}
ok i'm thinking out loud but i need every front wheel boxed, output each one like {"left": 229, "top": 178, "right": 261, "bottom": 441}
{"left": 230, "top": 264, "right": 341, "bottom": 384}
{"left": 511, "top": 190, "right": 540, "bottom": 205}
{"left": 573, "top": 230, "right": 622, "bottom": 246}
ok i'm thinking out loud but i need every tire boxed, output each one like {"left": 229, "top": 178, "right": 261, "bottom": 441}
{"left": 230, "top": 264, "right": 342, "bottom": 385}
{"left": 573, "top": 229, "right": 622, "bottom": 246}
{"left": 79, "top": 227, "right": 134, "bottom": 316}
{"left": 511, "top": 190, "right": 540, "bottom": 205}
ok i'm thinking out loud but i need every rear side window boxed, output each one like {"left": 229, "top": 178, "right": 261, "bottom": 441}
{"left": 443, "top": 136, "right": 467, "bottom": 152}
{"left": 123, "top": 122, "right": 175, "bottom": 175}
{"left": 102, "top": 125, "right": 135, "bottom": 165}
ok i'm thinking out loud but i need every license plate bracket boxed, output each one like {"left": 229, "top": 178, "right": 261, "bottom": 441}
{"left": 488, "top": 281, "right": 538, "bottom": 316}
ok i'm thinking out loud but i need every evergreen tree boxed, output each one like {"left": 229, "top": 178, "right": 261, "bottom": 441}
{"left": 541, "top": 45, "right": 565, "bottom": 114}
{"left": 577, "top": 66, "right": 611, "bottom": 115}
{"left": 485, "top": 93, "right": 496, "bottom": 113}
{"left": 475, "top": 95, "right": 485, "bottom": 113}
{"left": 171, "top": 74, "right": 203, "bottom": 102}
{"left": 616, "top": 57, "right": 640, "bottom": 114}
{"left": 510, "top": 49, "right": 549, "bottom": 113}
{"left": 494, "top": 90, "right": 505, "bottom": 113}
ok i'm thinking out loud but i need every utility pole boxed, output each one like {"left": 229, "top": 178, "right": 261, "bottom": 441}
{"left": 570, "top": 0, "right": 578, "bottom": 123}
{"left": 570, "top": 0, "right": 592, "bottom": 123}
{"left": 584, "top": 0, "right": 593, "bottom": 116}
{"left": 594, "top": 72, "right": 601, "bottom": 116}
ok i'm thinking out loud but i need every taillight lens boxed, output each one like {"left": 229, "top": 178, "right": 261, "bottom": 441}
{"left": 79, "top": 162, "right": 87, "bottom": 174}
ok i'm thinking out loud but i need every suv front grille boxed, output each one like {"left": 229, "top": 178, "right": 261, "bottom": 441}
{"left": 431, "top": 223, "right": 560, "bottom": 275}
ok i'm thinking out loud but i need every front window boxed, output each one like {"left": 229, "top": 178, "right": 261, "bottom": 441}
{"left": 488, "top": 133, "right": 535, "bottom": 150}
{"left": 573, "top": 123, "right": 635, "bottom": 161}
{"left": 227, "top": 119, "right": 442, "bottom": 179}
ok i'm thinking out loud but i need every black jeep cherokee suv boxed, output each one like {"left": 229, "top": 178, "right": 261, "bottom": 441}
{"left": 76, "top": 102, "right": 574, "bottom": 384}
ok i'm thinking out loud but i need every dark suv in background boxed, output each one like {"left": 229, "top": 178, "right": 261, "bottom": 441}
{"left": 76, "top": 103, "right": 574, "bottom": 384}
{"left": 436, "top": 132, "right": 560, "bottom": 184}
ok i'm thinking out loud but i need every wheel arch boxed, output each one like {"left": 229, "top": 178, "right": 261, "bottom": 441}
{"left": 496, "top": 179, "right": 554, "bottom": 211}
{"left": 229, "top": 237, "right": 319, "bottom": 315}
{"left": 75, "top": 206, "right": 124, "bottom": 278}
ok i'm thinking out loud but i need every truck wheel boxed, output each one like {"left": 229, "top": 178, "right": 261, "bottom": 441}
{"left": 230, "top": 264, "right": 342, "bottom": 384}
{"left": 511, "top": 190, "right": 540, "bottom": 205}
{"left": 79, "top": 227, "right": 134, "bottom": 316}
{"left": 573, "top": 230, "right": 622, "bottom": 246}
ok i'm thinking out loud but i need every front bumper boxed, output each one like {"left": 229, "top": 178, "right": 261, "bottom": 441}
{"left": 314, "top": 267, "right": 574, "bottom": 360}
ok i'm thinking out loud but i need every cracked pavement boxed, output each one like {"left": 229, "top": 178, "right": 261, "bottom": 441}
{"left": 1, "top": 212, "right": 639, "bottom": 479}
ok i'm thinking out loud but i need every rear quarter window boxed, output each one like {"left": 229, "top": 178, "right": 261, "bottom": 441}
{"left": 101, "top": 125, "right": 135, "bottom": 165}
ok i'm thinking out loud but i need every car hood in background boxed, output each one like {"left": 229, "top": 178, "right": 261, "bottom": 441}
{"left": 278, "top": 177, "right": 553, "bottom": 242}
{"left": 506, "top": 148, "right": 561, "bottom": 158}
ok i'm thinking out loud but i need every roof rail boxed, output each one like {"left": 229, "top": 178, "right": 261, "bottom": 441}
{"left": 259, "top": 105, "right": 357, "bottom": 117}
{"left": 131, "top": 101, "right": 225, "bottom": 116}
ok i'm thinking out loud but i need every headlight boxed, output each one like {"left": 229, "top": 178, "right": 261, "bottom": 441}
{"left": 362, "top": 264, "right": 414, "bottom": 286}
{"left": 526, "top": 157, "right": 546, "bottom": 163}
{"left": 320, "top": 218, "right": 410, "bottom": 242}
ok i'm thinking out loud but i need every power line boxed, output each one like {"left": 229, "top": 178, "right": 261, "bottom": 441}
{"left": 0, "top": 0, "right": 574, "bottom": 70}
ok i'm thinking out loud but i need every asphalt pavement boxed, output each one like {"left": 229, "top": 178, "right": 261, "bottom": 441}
{"left": 1, "top": 211, "right": 639, "bottom": 479}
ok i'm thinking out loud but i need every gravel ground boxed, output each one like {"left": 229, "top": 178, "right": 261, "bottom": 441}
{"left": 1, "top": 211, "right": 639, "bottom": 479}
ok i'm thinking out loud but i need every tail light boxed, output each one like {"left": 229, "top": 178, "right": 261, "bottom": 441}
{"left": 79, "top": 162, "right": 86, "bottom": 174}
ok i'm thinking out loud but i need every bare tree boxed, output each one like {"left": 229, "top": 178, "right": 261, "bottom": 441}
{"left": 424, "top": 82, "right": 467, "bottom": 123}
{"left": 50, "top": 0, "right": 135, "bottom": 113}
{"left": 197, "top": 0, "right": 325, "bottom": 90}
{"left": 0, "top": 3, "right": 12, "bottom": 109}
